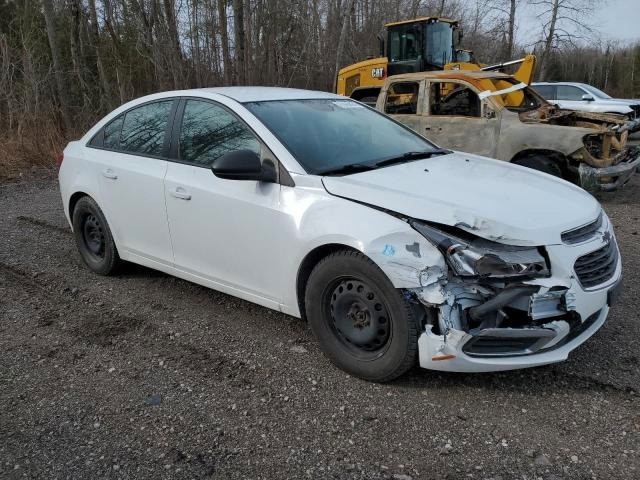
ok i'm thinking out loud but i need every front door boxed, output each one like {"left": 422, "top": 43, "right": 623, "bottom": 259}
{"left": 164, "top": 99, "right": 285, "bottom": 305}
{"left": 420, "top": 80, "right": 500, "bottom": 158}
{"left": 554, "top": 85, "right": 597, "bottom": 112}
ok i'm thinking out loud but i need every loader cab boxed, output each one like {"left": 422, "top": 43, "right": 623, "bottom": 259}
{"left": 386, "top": 18, "right": 459, "bottom": 76}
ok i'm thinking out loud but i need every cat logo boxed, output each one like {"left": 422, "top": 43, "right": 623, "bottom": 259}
{"left": 371, "top": 67, "right": 385, "bottom": 79}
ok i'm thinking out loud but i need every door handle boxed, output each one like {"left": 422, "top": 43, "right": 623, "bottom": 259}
{"left": 425, "top": 126, "right": 431, "bottom": 131}
{"left": 169, "top": 186, "right": 192, "bottom": 201}
{"left": 102, "top": 169, "right": 118, "bottom": 180}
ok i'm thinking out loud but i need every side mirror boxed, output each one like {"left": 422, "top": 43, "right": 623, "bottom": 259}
{"left": 457, "top": 27, "right": 464, "bottom": 44}
{"left": 211, "top": 150, "right": 277, "bottom": 183}
{"left": 581, "top": 94, "right": 595, "bottom": 102}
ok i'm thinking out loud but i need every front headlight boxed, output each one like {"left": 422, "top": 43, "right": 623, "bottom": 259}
{"left": 412, "top": 221, "right": 550, "bottom": 278}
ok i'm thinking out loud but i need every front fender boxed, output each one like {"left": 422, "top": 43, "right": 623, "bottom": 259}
{"left": 497, "top": 115, "right": 589, "bottom": 161}
{"left": 283, "top": 185, "right": 447, "bottom": 316}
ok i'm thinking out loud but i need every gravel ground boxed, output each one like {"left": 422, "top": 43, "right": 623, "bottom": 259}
{"left": 1, "top": 170, "right": 639, "bottom": 480}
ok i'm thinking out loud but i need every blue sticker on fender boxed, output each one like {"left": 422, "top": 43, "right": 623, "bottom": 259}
{"left": 382, "top": 244, "right": 396, "bottom": 256}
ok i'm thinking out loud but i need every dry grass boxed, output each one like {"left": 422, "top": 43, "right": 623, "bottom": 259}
{"left": 0, "top": 113, "right": 89, "bottom": 181}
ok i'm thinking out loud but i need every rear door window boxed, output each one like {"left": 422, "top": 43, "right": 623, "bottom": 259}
{"left": 533, "top": 85, "right": 555, "bottom": 100}
{"left": 556, "top": 86, "right": 585, "bottom": 101}
{"left": 384, "top": 82, "right": 420, "bottom": 114}
{"left": 178, "top": 100, "right": 261, "bottom": 167}
{"left": 119, "top": 101, "right": 173, "bottom": 156}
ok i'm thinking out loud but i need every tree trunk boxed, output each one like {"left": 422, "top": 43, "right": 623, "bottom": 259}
{"left": 332, "top": 0, "right": 355, "bottom": 93}
{"left": 539, "top": 0, "right": 558, "bottom": 81}
{"left": 232, "top": 0, "right": 245, "bottom": 85}
{"left": 506, "top": 0, "right": 516, "bottom": 59}
{"left": 41, "top": 0, "right": 72, "bottom": 132}
{"left": 163, "top": 0, "right": 182, "bottom": 88}
{"left": 217, "top": 0, "right": 232, "bottom": 85}
{"left": 438, "top": 0, "right": 446, "bottom": 16}
{"left": 87, "top": 0, "right": 111, "bottom": 108}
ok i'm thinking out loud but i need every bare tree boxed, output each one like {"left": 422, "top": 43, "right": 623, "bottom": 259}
{"left": 41, "top": 0, "right": 72, "bottom": 131}
{"left": 333, "top": 0, "right": 356, "bottom": 92}
{"left": 232, "top": 0, "right": 245, "bottom": 84}
{"left": 531, "top": 0, "right": 599, "bottom": 80}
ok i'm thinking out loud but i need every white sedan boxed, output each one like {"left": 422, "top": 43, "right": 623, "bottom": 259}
{"left": 59, "top": 87, "right": 622, "bottom": 382}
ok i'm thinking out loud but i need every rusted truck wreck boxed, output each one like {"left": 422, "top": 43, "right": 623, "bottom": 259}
{"left": 376, "top": 71, "right": 640, "bottom": 191}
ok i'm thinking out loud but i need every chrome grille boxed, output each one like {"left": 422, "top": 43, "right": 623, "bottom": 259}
{"left": 574, "top": 240, "right": 618, "bottom": 288}
{"left": 561, "top": 213, "right": 602, "bottom": 244}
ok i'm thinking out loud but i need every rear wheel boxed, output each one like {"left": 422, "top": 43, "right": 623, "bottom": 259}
{"left": 304, "top": 250, "right": 418, "bottom": 382}
{"left": 72, "top": 196, "right": 121, "bottom": 275}
{"left": 513, "top": 154, "right": 563, "bottom": 178}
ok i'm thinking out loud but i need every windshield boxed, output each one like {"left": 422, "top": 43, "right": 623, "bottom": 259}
{"left": 244, "top": 99, "right": 437, "bottom": 175}
{"left": 582, "top": 84, "right": 612, "bottom": 99}
{"left": 388, "top": 24, "right": 422, "bottom": 62}
{"left": 425, "top": 22, "right": 454, "bottom": 67}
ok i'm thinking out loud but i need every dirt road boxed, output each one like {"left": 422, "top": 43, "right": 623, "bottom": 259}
{"left": 1, "top": 171, "right": 639, "bottom": 479}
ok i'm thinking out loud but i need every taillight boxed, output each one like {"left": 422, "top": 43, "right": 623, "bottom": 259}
{"left": 57, "top": 152, "right": 64, "bottom": 167}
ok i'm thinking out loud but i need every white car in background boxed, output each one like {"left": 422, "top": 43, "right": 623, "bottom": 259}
{"left": 532, "top": 82, "right": 640, "bottom": 123}
{"left": 58, "top": 87, "right": 621, "bottom": 381}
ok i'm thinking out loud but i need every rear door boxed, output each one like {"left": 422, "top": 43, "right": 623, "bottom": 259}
{"left": 381, "top": 80, "right": 425, "bottom": 134}
{"left": 89, "top": 99, "right": 176, "bottom": 266}
{"left": 532, "top": 84, "right": 556, "bottom": 103}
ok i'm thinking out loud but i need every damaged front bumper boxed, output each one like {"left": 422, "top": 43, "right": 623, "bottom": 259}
{"left": 418, "top": 305, "right": 610, "bottom": 372}
{"left": 412, "top": 222, "right": 622, "bottom": 373}
{"left": 578, "top": 149, "right": 640, "bottom": 191}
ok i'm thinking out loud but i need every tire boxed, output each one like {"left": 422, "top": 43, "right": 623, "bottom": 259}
{"left": 304, "top": 250, "right": 418, "bottom": 382}
{"left": 72, "top": 196, "right": 121, "bottom": 275}
{"left": 513, "top": 154, "right": 563, "bottom": 178}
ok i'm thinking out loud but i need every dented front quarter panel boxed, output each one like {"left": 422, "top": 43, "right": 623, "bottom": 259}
{"left": 280, "top": 174, "right": 447, "bottom": 316}
{"left": 366, "top": 233, "right": 446, "bottom": 288}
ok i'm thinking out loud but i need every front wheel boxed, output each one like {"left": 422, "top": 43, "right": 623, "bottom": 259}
{"left": 304, "top": 250, "right": 419, "bottom": 382}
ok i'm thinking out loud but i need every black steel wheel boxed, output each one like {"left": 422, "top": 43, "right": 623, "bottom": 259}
{"left": 328, "top": 278, "right": 391, "bottom": 358}
{"left": 305, "top": 249, "right": 419, "bottom": 382}
{"left": 72, "top": 196, "right": 121, "bottom": 275}
{"left": 82, "top": 213, "right": 105, "bottom": 259}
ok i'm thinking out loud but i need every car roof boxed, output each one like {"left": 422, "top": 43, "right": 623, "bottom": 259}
{"left": 195, "top": 86, "right": 341, "bottom": 103}
{"left": 532, "top": 81, "right": 588, "bottom": 88}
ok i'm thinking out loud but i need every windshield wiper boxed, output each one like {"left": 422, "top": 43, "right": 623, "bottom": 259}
{"left": 374, "top": 148, "right": 451, "bottom": 168}
{"left": 318, "top": 163, "right": 376, "bottom": 176}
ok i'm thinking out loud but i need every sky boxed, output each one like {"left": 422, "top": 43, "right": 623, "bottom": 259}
{"left": 515, "top": 0, "right": 640, "bottom": 45}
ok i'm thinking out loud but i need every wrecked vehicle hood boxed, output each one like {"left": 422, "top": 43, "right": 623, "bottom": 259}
{"left": 322, "top": 152, "right": 601, "bottom": 246}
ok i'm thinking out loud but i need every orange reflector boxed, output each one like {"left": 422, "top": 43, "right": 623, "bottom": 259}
{"left": 431, "top": 354, "right": 456, "bottom": 361}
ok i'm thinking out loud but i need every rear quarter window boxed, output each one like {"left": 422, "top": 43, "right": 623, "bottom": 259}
{"left": 103, "top": 116, "right": 124, "bottom": 149}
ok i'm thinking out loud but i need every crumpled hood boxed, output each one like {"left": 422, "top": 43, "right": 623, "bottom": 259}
{"left": 322, "top": 152, "right": 601, "bottom": 246}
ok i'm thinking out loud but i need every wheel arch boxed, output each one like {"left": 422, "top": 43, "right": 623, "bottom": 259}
{"left": 510, "top": 148, "right": 567, "bottom": 164}
{"left": 69, "top": 191, "right": 91, "bottom": 224}
{"left": 510, "top": 148, "right": 569, "bottom": 171}
{"left": 296, "top": 243, "right": 362, "bottom": 321}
